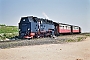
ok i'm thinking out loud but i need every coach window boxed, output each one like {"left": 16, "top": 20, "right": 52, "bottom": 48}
{"left": 60, "top": 26, "right": 62, "bottom": 27}
{"left": 63, "top": 26, "right": 64, "bottom": 29}
{"left": 66, "top": 26, "right": 67, "bottom": 29}
{"left": 76, "top": 27, "right": 78, "bottom": 30}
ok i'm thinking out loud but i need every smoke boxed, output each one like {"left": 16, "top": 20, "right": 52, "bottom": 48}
{"left": 42, "top": 12, "right": 50, "bottom": 19}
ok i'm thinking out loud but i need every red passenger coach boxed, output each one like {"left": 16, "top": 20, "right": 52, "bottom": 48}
{"left": 53, "top": 22, "right": 81, "bottom": 36}
{"left": 59, "top": 23, "right": 71, "bottom": 34}
{"left": 72, "top": 26, "right": 81, "bottom": 33}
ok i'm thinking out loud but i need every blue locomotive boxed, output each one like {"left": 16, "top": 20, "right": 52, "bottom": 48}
{"left": 19, "top": 16, "right": 55, "bottom": 39}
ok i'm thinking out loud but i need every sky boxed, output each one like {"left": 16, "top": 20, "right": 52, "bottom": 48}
{"left": 0, "top": 0, "right": 90, "bottom": 32}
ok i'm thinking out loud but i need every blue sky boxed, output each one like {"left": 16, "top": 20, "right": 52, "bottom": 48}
{"left": 0, "top": 0, "right": 90, "bottom": 32}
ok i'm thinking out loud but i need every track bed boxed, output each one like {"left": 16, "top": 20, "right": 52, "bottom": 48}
{"left": 0, "top": 34, "right": 87, "bottom": 49}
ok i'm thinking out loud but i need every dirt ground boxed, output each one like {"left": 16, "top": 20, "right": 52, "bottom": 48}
{"left": 0, "top": 37, "right": 90, "bottom": 60}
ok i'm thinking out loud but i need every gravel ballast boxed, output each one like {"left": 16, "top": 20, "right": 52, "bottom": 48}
{"left": 0, "top": 35, "right": 87, "bottom": 49}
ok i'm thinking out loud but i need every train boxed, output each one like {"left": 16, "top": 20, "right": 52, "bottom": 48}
{"left": 19, "top": 16, "right": 81, "bottom": 39}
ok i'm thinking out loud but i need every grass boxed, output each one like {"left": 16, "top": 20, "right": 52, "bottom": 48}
{"left": 66, "top": 37, "right": 86, "bottom": 42}
{"left": 77, "top": 37, "right": 84, "bottom": 42}
{"left": 0, "top": 25, "right": 18, "bottom": 33}
{"left": 84, "top": 34, "right": 90, "bottom": 36}
{"left": 0, "top": 24, "right": 18, "bottom": 40}
{"left": 67, "top": 39, "right": 75, "bottom": 42}
{"left": 80, "top": 33, "right": 90, "bottom": 36}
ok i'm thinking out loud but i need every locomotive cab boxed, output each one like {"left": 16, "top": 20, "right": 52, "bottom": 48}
{"left": 19, "top": 16, "right": 38, "bottom": 39}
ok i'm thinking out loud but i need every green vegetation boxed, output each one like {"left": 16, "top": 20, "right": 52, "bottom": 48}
{"left": 67, "top": 39, "right": 75, "bottom": 42}
{"left": 80, "top": 33, "right": 90, "bottom": 36}
{"left": 0, "top": 24, "right": 6, "bottom": 26}
{"left": 66, "top": 36, "right": 87, "bottom": 42}
{"left": 84, "top": 34, "right": 90, "bottom": 36}
{"left": 0, "top": 33, "right": 18, "bottom": 40}
{"left": 0, "top": 24, "right": 18, "bottom": 40}
{"left": 0, "top": 24, "right": 18, "bottom": 33}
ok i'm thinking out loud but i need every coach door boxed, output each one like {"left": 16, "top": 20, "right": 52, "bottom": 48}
{"left": 55, "top": 24, "right": 59, "bottom": 36}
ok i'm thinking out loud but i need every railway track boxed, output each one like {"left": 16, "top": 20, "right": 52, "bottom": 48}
{"left": 0, "top": 34, "right": 88, "bottom": 49}
{"left": 0, "top": 33, "right": 83, "bottom": 42}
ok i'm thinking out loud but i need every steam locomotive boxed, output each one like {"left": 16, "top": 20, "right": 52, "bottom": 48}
{"left": 19, "top": 16, "right": 81, "bottom": 39}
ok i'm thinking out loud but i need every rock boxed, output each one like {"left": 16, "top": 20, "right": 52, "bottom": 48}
{"left": 60, "top": 49, "right": 62, "bottom": 50}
